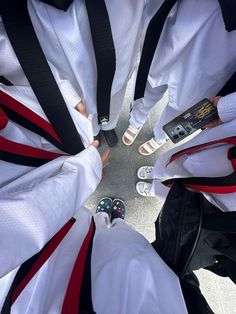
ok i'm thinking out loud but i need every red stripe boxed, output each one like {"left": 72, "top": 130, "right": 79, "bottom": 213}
{"left": 12, "top": 219, "right": 75, "bottom": 303}
{"left": 0, "top": 135, "right": 64, "bottom": 160}
{"left": 62, "top": 220, "right": 95, "bottom": 314}
{"left": 0, "top": 90, "right": 61, "bottom": 142}
{"left": 167, "top": 137, "right": 236, "bottom": 166}
{"left": 231, "top": 158, "right": 236, "bottom": 171}
{"left": 0, "top": 108, "right": 8, "bottom": 130}
{"left": 165, "top": 183, "right": 236, "bottom": 194}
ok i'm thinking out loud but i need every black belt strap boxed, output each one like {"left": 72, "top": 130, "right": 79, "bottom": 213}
{"left": 0, "top": 76, "right": 13, "bottom": 86}
{"left": 218, "top": 0, "right": 236, "bottom": 32}
{"left": 134, "top": 0, "right": 177, "bottom": 100}
{"left": 40, "top": 0, "right": 73, "bottom": 11}
{"left": 85, "top": 0, "right": 116, "bottom": 125}
{"left": 0, "top": 0, "right": 84, "bottom": 155}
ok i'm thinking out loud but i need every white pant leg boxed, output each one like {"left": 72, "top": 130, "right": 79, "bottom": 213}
{"left": 111, "top": 218, "right": 135, "bottom": 231}
{"left": 153, "top": 103, "right": 179, "bottom": 142}
{"left": 101, "top": 86, "right": 127, "bottom": 131}
{"left": 129, "top": 82, "right": 167, "bottom": 129}
{"left": 94, "top": 212, "right": 110, "bottom": 232}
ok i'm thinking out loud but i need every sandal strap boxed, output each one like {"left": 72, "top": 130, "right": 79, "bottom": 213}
{"left": 123, "top": 125, "right": 141, "bottom": 144}
{"left": 140, "top": 138, "right": 160, "bottom": 154}
{"left": 127, "top": 125, "right": 140, "bottom": 134}
{"left": 123, "top": 131, "right": 137, "bottom": 142}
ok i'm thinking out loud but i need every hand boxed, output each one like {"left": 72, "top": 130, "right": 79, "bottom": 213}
{"left": 75, "top": 101, "right": 88, "bottom": 118}
{"left": 203, "top": 96, "right": 222, "bottom": 128}
{"left": 90, "top": 141, "right": 110, "bottom": 177}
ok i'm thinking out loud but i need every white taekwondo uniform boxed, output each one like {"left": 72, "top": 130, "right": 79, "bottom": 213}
{"left": 150, "top": 92, "right": 236, "bottom": 213}
{"left": 25, "top": 0, "right": 148, "bottom": 136}
{"left": 0, "top": 89, "right": 186, "bottom": 314}
{"left": 129, "top": 0, "right": 236, "bottom": 143}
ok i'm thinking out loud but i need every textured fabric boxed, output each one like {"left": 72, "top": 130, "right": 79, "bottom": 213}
{"left": 150, "top": 94, "right": 236, "bottom": 212}
{"left": 218, "top": 93, "right": 236, "bottom": 123}
{"left": 0, "top": 85, "right": 94, "bottom": 187}
{"left": 130, "top": 0, "right": 236, "bottom": 142}
{"left": 0, "top": 210, "right": 187, "bottom": 313}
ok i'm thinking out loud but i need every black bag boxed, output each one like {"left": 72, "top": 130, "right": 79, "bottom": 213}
{"left": 153, "top": 181, "right": 236, "bottom": 282}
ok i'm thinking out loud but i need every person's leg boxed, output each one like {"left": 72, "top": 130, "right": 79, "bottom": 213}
{"left": 94, "top": 212, "right": 110, "bottom": 232}
{"left": 94, "top": 197, "right": 113, "bottom": 232}
{"left": 130, "top": 83, "right": 168, "bottom": 129}
{"left": 101, "top": 86, "right": 127, "bottom": 147}
{"left": 123, "top": 83, "right": 167, "bottom": 145}
{"left": 153, "top": 104, "right": 180, "bottom": 143}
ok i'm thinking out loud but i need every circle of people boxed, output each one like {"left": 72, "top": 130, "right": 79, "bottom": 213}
{"left": 0, "top": 1, "right": 235, "bottom": 313}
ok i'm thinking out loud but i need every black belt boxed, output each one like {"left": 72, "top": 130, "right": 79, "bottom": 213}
{"left": 85, "top": 0, "right": 116, "bottom": 126}
{"left": 0, "top": 0, "right": 84, "bottom": 155}
{"left": 134, "top": 0, "right": 177, "bottom": 101}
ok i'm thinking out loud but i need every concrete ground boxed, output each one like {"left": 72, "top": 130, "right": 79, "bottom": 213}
{"left": 85, "top": 83, "right": 236, "bottom": 314}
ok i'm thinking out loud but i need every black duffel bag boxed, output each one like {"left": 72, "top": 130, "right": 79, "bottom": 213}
{"left": 153, "top": 181, "right": 236, "bottom": 281}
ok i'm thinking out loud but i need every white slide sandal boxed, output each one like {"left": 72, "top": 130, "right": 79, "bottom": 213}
{"left": 136, "top": 181, "right": 155, "bottom": 197}
{"left": 137, "top": 166, "right": 154, "bottom": 180}
{"left": 138, "top": 137, "right": 164, "bottom": 156}
{"left": 122, "top": 125, "right": 141, "bottom": 146}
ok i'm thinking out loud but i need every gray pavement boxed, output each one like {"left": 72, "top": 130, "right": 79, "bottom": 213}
{"left": 85, "top": 84, "right": 236, "bottom": 314}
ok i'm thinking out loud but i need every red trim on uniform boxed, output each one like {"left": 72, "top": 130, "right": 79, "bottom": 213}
{"left": 167, "top": 137, "right": 236, "bottom": 166}
{"left": 0, "top": 90, "right": 61, "bottom": 142}
{"left": 0, "top": 108, "right": 8, "bottom": 129}
{"left": 62, "top": 220, "right": 95, "bottom": 314}
{"left": 12, "top": 219, "right": 75, "bottom": 303}
{"left": 0, "top": 135, "right": 64, "bottom": 160}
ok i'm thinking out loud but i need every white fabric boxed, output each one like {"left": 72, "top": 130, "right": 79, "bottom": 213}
{"left": 0, "top": 210, "right": 187, "bottom": 313}
{"left": 150, "top": 93, "right": 236, "bottom": 212}
{"left": 0, "top": 78, "right": 102, "bottom": 280}
{"left": 0, "top": 85, "right": 94, "bottom": 187}
{"left": 130, "top": 0, "right": 236, "bottom": 142}
{"left": 25, "top": 0, "right": 150, "bottom": 135}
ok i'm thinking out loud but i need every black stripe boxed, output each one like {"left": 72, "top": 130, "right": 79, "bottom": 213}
{"left": 0, "top": 76, "right": 13, "bottom": 86}
{"left": 0, "top": 0, "right": 84, "bottom": 154}
{"left": 0, "top": 151, "right": 53, "bottom": 167}
{"left": 1, "top": 251, "right": 41, "bottom": 314}
{"left": 134, "top": 0, "right": 177, "bottom": 100}
{"left": 1, "top": 105, "right": 65, "bottom": 152}
{"left": 218, "top": 0, "right": 236, "bottom": 32}
{"left": 79, "top": 218, "right": 96, "bottom": 314}
{"left": 85, "top": 0, "right": 116, "bottom": 125}
{"left": 1, "top": 218, "right": 76, "bottom": 314}
{"left": 40, "top": 0, "right": 73, "bottom": 11}
{"left": 163, "top": 172, "right": 236, "bottom": 188}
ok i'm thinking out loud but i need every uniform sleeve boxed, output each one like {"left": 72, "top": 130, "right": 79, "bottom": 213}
{"left": 0, "top": 146, "right": 102, "bottom": 277}
{"left": 217, "top": 92, "right": 236, "bottom": 123}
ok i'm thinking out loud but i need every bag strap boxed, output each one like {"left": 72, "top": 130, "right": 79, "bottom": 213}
{"left": 1, "top": 218, "right": 76, "bottom": 314}
{"left": 0, "top": 0, "right": 84, "bottom": 155}
{"left": 163, "top": 137, "right": 236, "bottom": 194}
{"left": 85, "top": 0, "right": 116, "bottom": 126}
{"left": 134, "top": 0, "right": 177, "bottom": 100}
